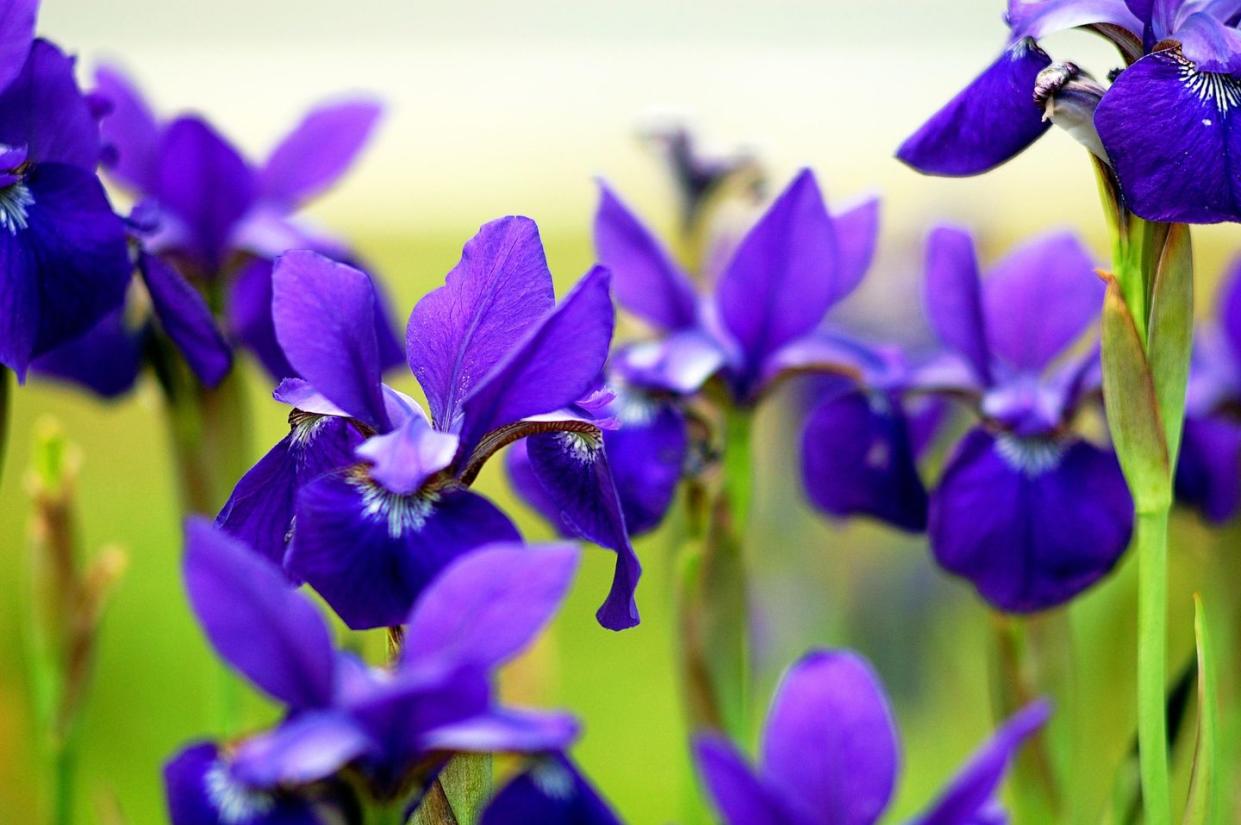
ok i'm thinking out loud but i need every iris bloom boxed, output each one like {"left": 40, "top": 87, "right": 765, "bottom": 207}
{"left": 34, "top": 65, "right": 400, "bottom": 396}
{"left": 918, "top": 226, "right": 1133, "bottom": 611}
{"left": 0, "top": 5, "right": 131, "bottom": 379}
{"left": 479, "top": 754, "right": 623, "bottom": 825}
{"left": 693, "top": 649, "right": 1050, "bottom": 825}
{"left": 218, "top": 217, "right": 642, "bottom": 630}
{"left": 1176, "top": 256, "right": 1241, "bottom": 521}
{"left": 899, "top": 0, "right": 1241, "bottom": 223}
{"left": 165, "top": 519, "right": 581, "bottom": 824}
{"left": 516, "top": 168, "right": 924, "bottom": 536}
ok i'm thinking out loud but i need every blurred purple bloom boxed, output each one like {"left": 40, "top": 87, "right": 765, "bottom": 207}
{"left": 219, "top": 218, "right": 643, "bottom": 631}
{"left": 0, "top": 37, "right": 131, "bottom": 379}
{"left": 1176, "top": 256, "right": 1241, "bottom": 521}
{"left": 693, "top": 649, "right": 1050, "bottom": 825}
{"left": 917, "top": 226, "right": 1133, "bottom": 611}
{"left": 900, "top": 0, "right": 1241, "bottom": 223}
{"left": 479, "top": 754, "right": 623, "bottom": 825}
{"left": 166, "top": 520, "right": 581, "bottom": 824}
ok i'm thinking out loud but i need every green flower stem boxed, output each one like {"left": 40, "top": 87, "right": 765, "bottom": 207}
{"left": 677, "top": 406, "right": 754, "bottom": 741}
{"left": 409, "top": 754, "right": 492, "bottom": 825}
{"left": 0, "top": 365, "right": 10, "bottom": 485}
{"left": 1136, "top": 507, "right": 1171, "bottom": 825}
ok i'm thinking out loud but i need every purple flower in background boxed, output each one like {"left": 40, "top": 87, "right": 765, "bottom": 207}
{"left": 918, "top": 226, "right": 1133, "bottom": 611}
{"left": 35, "top": 64, "right": 401, "bottom": 394}
{"left": 898, "top": 0, "right": 1241, "bottom": 223}
{"left": 218, "top": 217, "right": 643, "bottom": 631}
{"left": 1176, "top": 256, "right": 1241, "bottom": 522}
{"left": 0, "top": 11, "right": 132, "bottom": 379}
{"left": 166, "top": 519, "right": 581, "bottom": 824}
{"left": 479, "top": 754, "right": 624, "bottom": 825}
{"left": 693, "top": 649, "right": 1050, "bottom": 825}
{"left": 640, "top": 122, "right": 763, "bottom": 231}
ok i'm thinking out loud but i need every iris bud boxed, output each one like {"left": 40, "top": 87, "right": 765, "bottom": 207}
{"left": 1034, "top": 62, "right": 1108, "bottom": 163}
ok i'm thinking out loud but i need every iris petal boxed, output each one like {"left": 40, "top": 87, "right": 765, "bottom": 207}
{"left": 260, "top": 99, "right": 383, "bottom": 209}
{"left": 480, "top": 754, "right": 623, "bottom": 825}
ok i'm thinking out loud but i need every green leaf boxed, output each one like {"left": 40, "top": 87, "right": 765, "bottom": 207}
{"left": 1183, "top": 595, "right": 1219, "bottom": 825}
{"left": 1099, "top": 272, "right": 1171, "bottom": 511}
{"left": 1146, "top": 224, "right": 1193, "bottom": 468}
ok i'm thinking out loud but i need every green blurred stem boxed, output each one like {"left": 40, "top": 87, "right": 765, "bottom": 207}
{"left": 0, "top": 365, "right": 9, "bottom": 484}
{"left": 409, "top": 754, "right": 491, "bottom": 825}
{"left": 1136, "top": 507, "right": 1170, "bottom": 825}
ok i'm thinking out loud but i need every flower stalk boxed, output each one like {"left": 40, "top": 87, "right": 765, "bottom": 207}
{"left": 1, "top": 365, "right": 10, "bottom": 483}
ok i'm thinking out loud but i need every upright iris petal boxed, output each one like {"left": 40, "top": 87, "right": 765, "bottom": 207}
{"left": 259, "top": 98, "right": 383, "bottom": 209}
{"left": 0, "top": 0, "right": 36, "bottom": 92}
{"left": 898, "top": 40, "right": 1053, "bottom": 176}
{"left": 923, "top": 226, "right": 992, "bottom": 386}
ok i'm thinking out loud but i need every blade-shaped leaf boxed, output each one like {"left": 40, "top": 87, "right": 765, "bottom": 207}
{"left": 1147, "top": 223, "right": 1193, "bottom": 468}
{"left": 1182, "top": 594, "right": 1219, "bottom": 825}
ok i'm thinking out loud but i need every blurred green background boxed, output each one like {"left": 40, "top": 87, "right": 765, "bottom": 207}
{"left": 4, "top": 0, "right": 1241, "bottom": 822}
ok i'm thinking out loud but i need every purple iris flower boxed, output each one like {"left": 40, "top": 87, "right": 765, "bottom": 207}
{"left": 1175, "top": 255, "right": 1241, "bottom": 521}
{"left": 0, "top": 5, "right": 132, "bottom": 380}
{"left": 479, "top": 754, "right": 623, "bottom": 825}
{"left": 218, "top": 216, "right": 642, "bottom": 631}
{"left": 34, "top": 64, "right": 401, "bottom": 395}
{"left": 918, "top": 226, "right": 1134, "bottom": 611}
{"left": 899, "top": 0, "right": 1241, "bottom": 223}
{"left": 166, "top": 519, "right": 581, "bottom": 824}
{"left": 693, "top": 649, "right": 1050, "bottom": 825}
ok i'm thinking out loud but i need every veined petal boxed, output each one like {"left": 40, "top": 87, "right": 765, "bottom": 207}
{"left": 31, "top": 307, "right": 144, "bottom": 399}
{"left": 1095, "top": 50, "right": 1241, "bottom": 222}
{"left": 801, "top": 389, "right": 928, "bottom": 533}
{"left": 907, "top": 701, "right": 1051, "bottom": 825}
{"left": 0, "top": 0, "right": 34, "bottom": 92}
{"left": 164, "top": 742, "right": 324, "bottom": 825}
{"left": 929, "top": 429, "right": 1133, "bottom": 612}
{"left": 526, "top": 430, "right": 643, "bottom": 630}
{"left": 0, "top": 40, "right": 100, "bottom": 169}
{"left": 981, "top": 232, "right": 1102, "bottom": 372}
{"left": 216, "top": 416, "right": 363, "bottom": 567}
{"left": 184, "top": 518, "right": 336, "bottom": 709}
{"left": 140, "top": 252, "right": 232, "bottom": 387}
{"left": 94, "top": 65, "right": 161, "bottom": 192}
{"left": 155, "top": 116, "right": 256, "bottom": 273}
{"left": 1175, "top": 414, "right": 1241, "bottom": 523}
{"left": 924, "top": 226, "right": 992, "bottom": 385}
{"left": 287, "top": 474, "right": 520, "bottom": 629}
{"left": 898, "top": 41, "right": 1052, "bottom": 176}
{"left": 594, "top": 181, "right": 698, "bottom": 330}
{"left": 459, "top": 266, "right": 614, "bottom": 454}
{"left": 715, "top": 169, "right": 841, "bottom": 380}
{"left": 407, "top": 216, "right": 556, "bottom": 430}
{"left": 272, "top": 250, "right": 391, "bottom": 430}
{"left": 694, "top": 735, "right": 800, "bottom": 825}
{"left": 760, "top": 650, "right": 899, "bottom": 825}
{"left": 480, "top": 755, "right": 623, "bottom": 825}
{"left": 260, "top": 98, "right": 383, "bottom": 209}
{"left": 355, "top": 414, "right": 458, "bottom": 496}
{"left": 402, "top": 542, "right": 580, "bottom": 669}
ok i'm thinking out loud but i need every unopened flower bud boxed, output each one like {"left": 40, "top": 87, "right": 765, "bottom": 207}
{"left": 1034, "top": 62, "right": 1109, "bottom": 163}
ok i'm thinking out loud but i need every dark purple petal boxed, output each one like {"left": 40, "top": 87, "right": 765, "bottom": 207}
{"left": 594, "top": 181, "right": 698, "bottom": 330}
{"left": 506, "top": 439, "right": 564, "bottom": 526}
{"left": 459, "top": 266, "right": 614, "bottom": 454}
{"left": 272, "top": 250, "right": 391, "bottom": 430}
{"left": 216, "top": 416, "right": 363, "bottom": 567}
{"left": 402, "top": 541, "right": 579, "bottom": 669}
{"left": 0, "top": 163, "right": 131, "bottom": 378}
{"left": 94, "top": 65, "right": 161, "bottom": 192}
{"left": 0, "top": 39, "right": 100, "bottom": 169}
{"left": 479, "top": 755, "right": 623, "bottom": 825}
{"left": 287, "top": 474, "right": 520, "bottom": 629}
{"left": 801, "top": 388, "right": 928, "bottom": 533}
{"left": 602, "top": 396, "right": 688, "bottom": 534}
{"left": 981, "top": 232, "right": 1101, "bottom": 372}
{"left": 1095, "top": 51, "right": 1241, "bottom": 223}
{"left": 715, "top": 169, "right": 841, "bottom": 380}
{"left": 421, "top": 709, "right": 580, "bottom": 753}
{"left": 228, "top": 257, "right": 296, "bottom": 379}
{"left": 31, "top": 307, "right": 144, "bottom": 398}
{"left": 155, "top": 116, "right": 255, "bottom": 272}
{"left": 355, "top": 414, "right": 458, "bottom": 496}
{"left": 141, "top": 252, "right": 233, "bottom": 387}
{"left": 526, "top": 431, "right": 643, "bottom": 630}
{"left": 164, "top": 742, "right": 324, "bottom": 825}
{"left": 1006, "top": 0, "right": 1142, "bottom": 38}
{"left": 611, "top": 329, "right": 728, "bottom": 395}
{"left": 184, "top": 517, "right": 335, "bottom": 709}
{"left": 1175, "top": 414, "right": 1241, "bottom": 522}
{"left": 929, "top": 429, "right": 1133, "bottom": 612}
{"left": 923, "top": 226, "right": 991, "bottom": 385}
{"left": 230, "top": 712, "right": 373, "bottom": 788}
{"left": 831, "top": 196, "right": 880, "bottom": 304}
{"left": 260, "top": 99, "right": 382, "bottom": 208}
{"left": 897, "top": 41, "right": 1052, "bottom": 176}
{"left": 693, "top": 735, "right": 800, "bottom": 825}
{"left": 0, "top": 0, "right": 34, "bottom": 92}
{"left": 407, "top": 216, "right": 555, "bottom": 430}
{"left": 908, "top": 701, "right": 1051, "bottom": 825}
{"left": 760, "top": 650, "right": 899, "bottom": 825}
